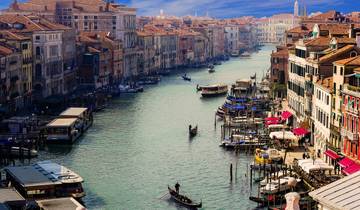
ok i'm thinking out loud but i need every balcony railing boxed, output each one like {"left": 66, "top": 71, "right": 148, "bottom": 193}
{"left": 345, "top": 105, "right": 359, "bottom": 115}
{"left": 341, "top": 128, "right": 359, "bottom": 142}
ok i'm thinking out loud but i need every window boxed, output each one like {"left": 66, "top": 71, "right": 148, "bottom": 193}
{"left": 326, "top": 95, "right": 329, "bottom": 105}
{"left": 49, "top": 45, "right": 58, "bottom": 57}
{"left": 340, "top": 67, "right": 344, "bottom": 75}
{"left": 35, "top": 36, "right": 40, "bottom": 40}
{"left": 22, "top": 43, "right": 28, "bottom": 50}
{"left": 333, "top": 66, "right": 337, "bottom": 74}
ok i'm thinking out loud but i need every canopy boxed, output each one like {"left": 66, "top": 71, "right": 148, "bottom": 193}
{"left": 342, "top": 163, "right": 360, "bottom": 175}
{"left": 292, "top": 127, "right": 310, "bottom": 136}
{"left": 338, "top": 157, "right": 355, "bottom": 168}
{"left": 269, "top": 131, "right": 298, "bottom": 141}
{"left": 281, "top": 111, "right": 293, "bottom": 120}
{"left": 324, "top": 150, "right": 340, "bottom": 160}
{"left": 297, "top": 159, "right": 334, "bottom": 173}
{"left": 267, "top": 124, "right": 287, "bottom": 129}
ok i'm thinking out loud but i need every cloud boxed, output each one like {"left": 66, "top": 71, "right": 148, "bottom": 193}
{"left": 129, "top": 0, "right": 349, "bottom": 18}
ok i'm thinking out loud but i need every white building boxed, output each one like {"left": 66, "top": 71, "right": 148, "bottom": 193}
{"left": 312, "top": 77, "right": 332, "bottom": 158}
{"left": 255, "top": 14, "right": 300, "bottom": 44}
{"left": 224, "top": 25, "right": 239, "bottom": 54}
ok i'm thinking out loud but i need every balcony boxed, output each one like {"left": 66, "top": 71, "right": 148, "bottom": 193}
{"left": 341, "top": 128, "right": 359, "bottom": 142}
{"left": 344, "top": 105, "right": 359, "bottom": 115}
{"left": 343, "top": 84, "right": 360, "bottom": 98}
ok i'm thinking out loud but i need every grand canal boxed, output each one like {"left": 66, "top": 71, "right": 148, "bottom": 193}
{"left": 36, "top": 45, "right": 274, "bottom": 209}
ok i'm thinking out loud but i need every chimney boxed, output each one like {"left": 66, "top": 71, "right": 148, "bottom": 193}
{"left": 349, "top": 24, "right": 355, "bottom": 38}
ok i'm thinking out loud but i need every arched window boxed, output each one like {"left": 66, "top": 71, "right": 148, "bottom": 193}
{"left": 36, "top": 47, "right": 41, "bottom": 56}
{"left": 350, "top": 51, "right": 358, "bottom": 57}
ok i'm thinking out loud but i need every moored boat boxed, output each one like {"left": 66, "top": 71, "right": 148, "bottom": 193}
{"left": 201, "top": 84, "right": 228, "bottom": 97}
{"left": 240, "top": 52, "right": 251, "bottom": 57}
{"left": 168, "top": 186, "right": 202, "bottom": 208}
{"left": 182, "top": 74, "right": 191, "bottom": 81}
{"left": 0, "top": 146, "right": 38, "bottom": 158}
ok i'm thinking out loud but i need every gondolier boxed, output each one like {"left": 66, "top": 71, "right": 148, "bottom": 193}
{"left": 175, "top": 182, "right": 180, "bottom": 193}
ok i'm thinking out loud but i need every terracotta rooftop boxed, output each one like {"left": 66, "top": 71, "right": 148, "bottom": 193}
{"left": 304, "top": 37, "right": 331, "bottom": 47}
{"left": 0, "top": 14, "right": 70, "bottom": 33}
{"left": 0, "top": 30, "right": 29, "bottom": 41}
{"left": 10, "top": 0, "right": 135, "bottom": 13}
{"left": 271, "top": 48, "right": 289, "bottom": 57}
{"left": 334, "top": 56, "right": 360, "bottom": 66}
{"left": 318, "top": 23, "right": 350, "bottom": 35}
{"left": 309, "top": 10, "right": 338, "bottom": 21}
{"left": 319, "top": 45, "right": 358, "bottom": 63}
{"left": 316, "top": 76, "right": 333, "bottom": 92}
{"left": 0, "top": 45, "right": 14, "bottom": 56}
{"left": 334, "top": 37, "right": 356, "bottom": 45}
{"left": 287, "top": 24, "right": 312, "bottom": 34}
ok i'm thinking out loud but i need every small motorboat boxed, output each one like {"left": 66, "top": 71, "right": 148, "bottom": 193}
{"left": 189, "top": 125, "right": 198, "bottom": 137}
{"left": 208, "top": 67, "right": 215, "bottom": 73}
{"left": 118, "top": 84, "right": 144, "bottom": 93}
{"left": 168, "top": 186, "right": 202, "bottom": 208}
{"left": 182, "top": 75, "right": 191, "bottom": 81}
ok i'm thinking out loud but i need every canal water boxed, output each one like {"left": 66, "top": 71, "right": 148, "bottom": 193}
{"left": 37, "top": 45, "right": 274, "bottom": 209}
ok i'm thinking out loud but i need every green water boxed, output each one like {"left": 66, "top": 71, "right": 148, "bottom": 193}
{"left": 37, "top": 45, "right": 274, "bottom": 209}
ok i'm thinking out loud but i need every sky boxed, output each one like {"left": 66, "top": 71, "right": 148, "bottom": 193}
{"left": 1, "top": 0, "right": 359, "bottom": 18}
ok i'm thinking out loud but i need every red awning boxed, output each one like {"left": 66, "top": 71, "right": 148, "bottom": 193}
{"left": 281, "top": 111, "right": 293, "bottom": 120}
{"left": 338, "top": 157, "right": 355, "bottom": 168}
{"left": 342, "top": 163, "right": 360, "bottom": 175}
{"left": 324, "top": 150, "right": 340, "bottom": 160}
{"left": 265, "top": 117, "right": 281, "bottom": 121}
{"left": 292, "top": 127, "right": 310, "bottom": 136}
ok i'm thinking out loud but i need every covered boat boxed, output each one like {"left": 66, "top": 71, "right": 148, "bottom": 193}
{"left": 201, "top": 84, "right": 228, "bottom": 97}
{"left": 168, "top": 186, "right": 202, "bottom": 208}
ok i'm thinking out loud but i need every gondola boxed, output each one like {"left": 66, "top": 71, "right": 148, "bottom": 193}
{"left": 182, "top": 75, "right": 191, "bottom": 81}
{"left": 168, "top": 186, "right": 202, "bottom": 208}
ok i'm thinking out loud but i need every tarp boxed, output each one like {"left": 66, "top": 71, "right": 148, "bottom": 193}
{"left": 292, "top": 127, "right": 310, "bottom": 136}
{"left": 269, "top": 131, "right": 298, "bottom": 141}
{"left": 281, "top": 111, "right": 293, "bottom": 120}
{"left": 343, "top": 163, "right": 360, "bottom": 175}
{"left": 226, "top": 96, "right": 247, "bottom": 103}
{"left": 223, "top": 103, "right": 246, "bottom": 110}
{"left": 324, "top": 150, "right": 340, "bottom": 160}
{"left": 338, "top": 157, "right": 355, "bottom": 168}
